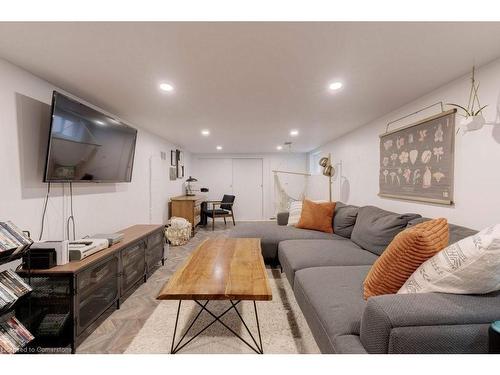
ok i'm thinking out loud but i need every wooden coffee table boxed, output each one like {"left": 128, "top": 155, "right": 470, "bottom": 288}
{"left": 157, "top": 238, "right": 272, "bottom": 354}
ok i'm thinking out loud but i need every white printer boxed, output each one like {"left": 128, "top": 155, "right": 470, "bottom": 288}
{"left": 68, "top": 239, "right": 109, "bottom": 261}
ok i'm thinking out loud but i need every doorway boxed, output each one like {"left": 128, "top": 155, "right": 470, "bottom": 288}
{"left": 194, "top": 157, "right": 264, "bottom": 221}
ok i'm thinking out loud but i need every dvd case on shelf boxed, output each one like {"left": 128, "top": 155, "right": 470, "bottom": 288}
{"left": 0, "top": 270, "right": 32, "bottom": 313}
{"left": 0, "top": 221, "right": 34, "bottom": 354}
{"left": 0, "top": 316, "right": 34, "bottom": 354}
{"left": 0, "top": 221, "right": 33, "bottom": 257}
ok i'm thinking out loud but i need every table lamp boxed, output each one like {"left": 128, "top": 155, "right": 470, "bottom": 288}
{"left": 185, "top": 176, "right": 198, "bottom": 196}
{"left": 185, "top": 176, "right": 209, "bottom": 196}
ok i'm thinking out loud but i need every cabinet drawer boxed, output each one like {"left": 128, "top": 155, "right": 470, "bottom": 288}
{"left": 122, "top": 242, "right": 145, "bottom": 268}
{"left": 122, "top": 264, "right": 144, "bottom": 293}
{"left": 146, "top": 243, "right": 164, "bottom": 273}
{"left": 148, "top": 230, "right": 164, "bottom": 248}
{"left": 121, "top": 242, "right": 146, "bottom": 293}
{"left": 76, "top": 256, "right": 119, "bottom": 335}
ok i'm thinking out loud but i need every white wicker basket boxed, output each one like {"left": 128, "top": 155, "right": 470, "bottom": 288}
{"left": 166, "top": 217, "right": 192, "bottom": 246}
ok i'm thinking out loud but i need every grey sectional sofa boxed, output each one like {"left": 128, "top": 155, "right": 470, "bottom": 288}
{"left": 229, "top": 203, "right": 500, "bottom": 354}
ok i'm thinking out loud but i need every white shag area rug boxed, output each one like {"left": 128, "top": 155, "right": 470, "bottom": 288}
{"left": 125, "top": 268, "right": 320, "bottom": 354}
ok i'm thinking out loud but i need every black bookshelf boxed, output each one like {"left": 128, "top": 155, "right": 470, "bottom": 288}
{"left": 0, "top": 223, "right": 35, "bottom": 354}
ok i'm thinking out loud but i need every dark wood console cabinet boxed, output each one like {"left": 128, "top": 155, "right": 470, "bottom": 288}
{"left": 16, "top": 224, "right": 165, "bottom": 353}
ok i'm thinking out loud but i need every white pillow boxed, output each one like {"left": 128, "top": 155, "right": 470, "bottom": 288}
{"left": 398, "top": 224, "right": 500, "bottom": 295}
{"left": 287, "top": 201, "right": 303, "bottom": 226}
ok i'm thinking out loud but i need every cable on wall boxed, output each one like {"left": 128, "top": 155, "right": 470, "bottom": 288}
{"left": 149, "top": 156, "right": 153, "bottom": 224}
{"left": 66, "top": 182, "right": 76, "bottom": 241}
{"left": 38, "top": 182, "right": 52, "bottom": 240}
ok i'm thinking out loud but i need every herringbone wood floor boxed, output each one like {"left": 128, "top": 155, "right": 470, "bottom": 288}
{"left": 77, "top": 223, "right": 233, "bottom": 354}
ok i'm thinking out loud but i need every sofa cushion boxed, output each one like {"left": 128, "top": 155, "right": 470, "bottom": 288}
{"left": 351, "top": 205, "right": 421, "bottom": 256}
{"left": 287, "top": 200, "right": 329, "bottom": 227}
{"left": 296, "top": 199, "right": 336, "bottom": 233}
{"left": 407, "top": 217, "right": 478, "bottom": 245}
{"left": 363, "top": 218, "right": 449, "bottom": 299}
{"left": 228, "top": 221, "right": 345, "bottom": 261}
{"left": 278, "top": 239, "right": 378, "bottom": 287}
{"left": 333, "top": 202, "right": 359, "bottom": 238}
{"left": 293, "top": 266, "right": 370, "bottom": 353}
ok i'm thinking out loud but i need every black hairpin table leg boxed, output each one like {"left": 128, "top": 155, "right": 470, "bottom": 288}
{"left": 170, "top": 300, "right": 182, "bottom": 354}
{"left": 169, "top": 300, "right": 264, "bottom": 354}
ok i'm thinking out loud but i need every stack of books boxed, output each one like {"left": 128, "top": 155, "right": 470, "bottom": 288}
{"left": 0, "top": 221, "right": 33, "bottom": 257}
{"left": 0, "top": 316, "right": 34, "bottom": 353}
{"left": 0, "top": 270, "right": 33, "bottom": 311}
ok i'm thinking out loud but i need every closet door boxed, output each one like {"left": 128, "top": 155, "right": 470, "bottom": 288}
{"left": 194, "top": 158, "right": 233, "bottom": 200}
{"left": 232, "top": 158, "right": 263, "bottom": 220}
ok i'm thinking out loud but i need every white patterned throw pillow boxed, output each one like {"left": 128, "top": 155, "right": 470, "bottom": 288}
{"left": 398, "top": 224, "right": 500, "bottom": 295}
{"left": 287, "top": 200, "right": 303, "bottom": 226}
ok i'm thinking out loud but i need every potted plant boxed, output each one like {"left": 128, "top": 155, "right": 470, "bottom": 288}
{"left": 448, "top": 103, "right": 487, "bottom": 132}
{"left": 447, "top": 66, "right": 488, "bottom": 133}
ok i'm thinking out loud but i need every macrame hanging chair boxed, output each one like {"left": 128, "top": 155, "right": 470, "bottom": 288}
{"left": 273, "top": 142, "right": 310, "bottom": 214}
{"left": 273, "top": 172, "right": 309, "bottom": 214}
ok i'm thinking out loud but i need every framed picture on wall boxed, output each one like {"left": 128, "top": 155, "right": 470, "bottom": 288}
{"left": 379, "top": 109, "right": 456, "bottom": 205}
{"left": 169, "top": 167, "right": 177, "bottom": 181}
{"left": 176, "top": 163, "right": 183, "bottom": 179}
{"left": 170, "top": 150, "right": 176, "bottom": 166}
{"left": 176, "top": 149, "right": 184, "bottom": 166}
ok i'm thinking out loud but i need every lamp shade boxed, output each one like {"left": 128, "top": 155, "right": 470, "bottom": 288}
{"left": 319, "top": 157, "right": 329, "bottom": 167}
{"left": 186, "top": 176, "right": 198, "bottom": 182}
{"left": 322, "top": 165, "right": 335, "bottom": 177}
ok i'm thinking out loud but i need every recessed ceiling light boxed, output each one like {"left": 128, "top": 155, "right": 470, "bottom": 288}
{"left": 276, "top": 145, "right": 283, "bottom": 150}
{"left": 159, "top": 83, "right": 174, "bottom": 92}
{"left": 201, "top": 129, "right": 210, "bottom": 136}
{"left": 216, "top": 145, "right": 223, "bottom": 150}
{"left": 290, "top": 130, "right": 299, "bottom": 136}
{"left": 328, "top": 82, "right": 343, "bottom": 91}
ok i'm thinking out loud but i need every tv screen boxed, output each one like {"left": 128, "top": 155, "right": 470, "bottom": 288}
{"left": 44, "top": 91, "right": 137, "bottom": 183}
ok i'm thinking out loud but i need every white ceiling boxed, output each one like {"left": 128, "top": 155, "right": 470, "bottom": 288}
{"left": 1, "top": 22, "right": 500, "bottom": 153}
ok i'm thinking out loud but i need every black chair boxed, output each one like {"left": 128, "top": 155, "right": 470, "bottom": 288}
{"left": 204, "top": 195, "right": 236, "bottom": 231}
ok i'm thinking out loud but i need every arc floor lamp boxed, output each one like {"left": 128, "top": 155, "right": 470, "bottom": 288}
{"left": 319, "top": 153, "right": 335, "bottom": 202}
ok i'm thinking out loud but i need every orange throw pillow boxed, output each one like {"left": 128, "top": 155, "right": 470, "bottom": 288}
{"left": 295, "top": 199, "right": 336, "bottom": 234}
{"left": 363, "top": 218, "right": 449, "bottom": 299}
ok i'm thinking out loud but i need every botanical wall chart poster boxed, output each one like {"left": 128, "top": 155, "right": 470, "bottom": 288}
{"left": 379, "top": 109, "right": 456, "bottom": 205}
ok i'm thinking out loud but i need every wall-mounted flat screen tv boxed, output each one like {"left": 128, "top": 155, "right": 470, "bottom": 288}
{"left": 44, "top": 91, "right": 137, "bottom": 183}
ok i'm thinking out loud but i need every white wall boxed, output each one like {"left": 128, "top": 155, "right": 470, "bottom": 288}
{"left": 0, "top": 58, "right": 189, "bottom": 245}
{"left": 308, "top": 58, "right": 500, "bottom": 230}
{"left": 192, "top": 153, "right": 308, "bottom": 219}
